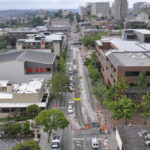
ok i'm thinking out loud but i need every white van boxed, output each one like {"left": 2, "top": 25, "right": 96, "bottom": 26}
{"left": 91, "top": 137, "right": 99, "bottom": 149}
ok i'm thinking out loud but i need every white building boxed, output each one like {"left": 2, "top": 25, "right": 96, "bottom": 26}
{"left": 112, "top": 0, "right": 128, "bottom": 21}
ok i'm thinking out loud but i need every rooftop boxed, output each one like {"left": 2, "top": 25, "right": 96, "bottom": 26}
{"left": 0, "top": 80, "right": 9, "bottom": 87}
{"left": 117, "top": 125, "right": 150, "bottom": 150}
{"left": 13, "top": 78, "right": 44, "bottom": 94}
{"left": 107, "top": 51, "right": 150, "bottom": 67}
{"left": 101, "top": 37, "right": 150, "bottom": 52}
{"left": 133, "top": 29, "right": 150, "bottom": 35}
{"left": 0, "top": 50, "right": 56, "bottom": 64}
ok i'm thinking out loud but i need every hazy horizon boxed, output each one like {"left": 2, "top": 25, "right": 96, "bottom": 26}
{"left": 0, "top": 0, "right": 149, "bottom": 10}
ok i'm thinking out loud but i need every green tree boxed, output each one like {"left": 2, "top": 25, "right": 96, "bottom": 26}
{"left": 136, "top": 72, "right": 147, "bottom": 100}
{"left": 88, "top": 65, "right": 100, "bottom": 84}
{"left": 30, "top": 17, "right": 44, "bottom": 27}
{"left": 49, "top": 72, "right": 70, "bottom": 96}
{"left": 35, "top": 109, "right": 69, "bottom": 142}
{"left": 12, "top": 140, "right": 40, "bottom": 150}
{"left": 81, "top": 32, "right": 108, "bottom": 48}
{"left": 26, "top": 104, "right": 41, "bottom": 118}
{"left": 4, "top": 122, "right": 22, "bottom": 135}
{"left": 104, "top": 78, "right": 128, "bottom": 105}
{"left": 140, "top": 93, "right": 150, "bottom": 125}
{"left": 92, "top": 80, "right": 106, "bottom": 100}
{"left": 136, "top": 72, "right": 147, "bottom": 89}
{"left": 109, "top": 96, "right": 136, "bottom": 124}
{"left": 22, "top": 121, "right": 31, "bottom": 134}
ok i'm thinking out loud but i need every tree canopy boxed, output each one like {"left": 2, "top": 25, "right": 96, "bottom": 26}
{"left": 26, "top": 104, "right": 41, "bottom": 118}
{"left": 35, "top": 109, "right": 69, "bottom": 132}
{"left": 140, "top": 93, "right": 150, "bottom": 125}
{"left": 109, "top": 96, "right": 136, "bottom": 124}
{"left": 49, "top": 72, "right": 70, "bottom": 96}
{"left": 12, "top": 140, "right": 40, "bottom": 150}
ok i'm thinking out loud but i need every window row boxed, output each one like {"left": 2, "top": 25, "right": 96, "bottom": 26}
{"left": 25, "top": 68, "right": 51, "bottom": 73}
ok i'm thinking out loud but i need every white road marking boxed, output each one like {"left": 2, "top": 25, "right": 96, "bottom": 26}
{"left": 0, "top": 140, "right": 8, "bottom": 147}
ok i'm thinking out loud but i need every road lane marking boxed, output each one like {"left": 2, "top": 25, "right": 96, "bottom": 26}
{"left": 73, "top": 138, "right": 84, "bottom": 141}
{"left": 0, "top": 140, "right": 8, "bottom": 147}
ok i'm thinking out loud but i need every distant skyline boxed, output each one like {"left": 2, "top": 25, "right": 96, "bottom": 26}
{"left": 0, "top": 0, "right": 149, "bottom": 10}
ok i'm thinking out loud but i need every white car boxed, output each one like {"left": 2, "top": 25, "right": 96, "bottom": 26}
{"left": 69, "top": 85, "right": 74, "bottom": 92}
{"left": 68, "top": 105, "right": 74, "bottom": 114}
{"left": 91, "top": 137, "right": 99, "bottom": 149}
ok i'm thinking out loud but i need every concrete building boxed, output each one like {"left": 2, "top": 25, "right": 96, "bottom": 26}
{"left": 0, "top": 50, "right": 56, "bottom": 83}
{"left": 116, "top": 125, "right": 150, "bottom": 150}
{"left": 112, "top": 0, "right": 128, "bottom": 21}
{"left": 133, "top": 2, "right": 148, "bottom": 15}
{"left": 79, "top": 6, "right": 89, "bottom": 16}
{"left": 0, "top": 78, "right": 49, "bottom": 116}
{"left": 50, "top": 18, "right": 70, "bottom": 26}
{"left": 91, "top": 2, "right": 110, "bottom": 17}
{"left": 96, "top": 29, "right": 150, "bottom": 87}
{"left": 16, "top": 32, "right": 67, "bottom": 56}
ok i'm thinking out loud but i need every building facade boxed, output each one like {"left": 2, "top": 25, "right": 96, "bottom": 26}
{"left": 96, "top": 29, "right": 150, "bottom": 87}
{"left": 91, "top": 2, "right": 110, "bottom": 17}
{"left": 16, "top": 32, "right": 66, "bottom": 56}
{"left": 0, "top": 78, "right": 49, "bottom": 116}
{"left": 112, "top": 0, "right": 128, "bottom": 21}
{"left": 0, "top": 50, "right": 56, "bottom": 83}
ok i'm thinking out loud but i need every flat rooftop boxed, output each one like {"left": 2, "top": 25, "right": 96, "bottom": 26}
{"left": 107, "top": 51, "right": 150, "bottom": 67}
{"left": 117, "top": 125, "right": 150, "bottom": 150}
{"left": 100, "top": 37, "right": 150, "bottom": 52}
{"left": 0, "top": 80, "right": 9, "bottom": 87}
{"left": 13, "top": 78, "right": 44, "bottom": 94}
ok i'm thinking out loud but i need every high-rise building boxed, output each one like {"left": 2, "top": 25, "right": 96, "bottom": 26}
{"left": 133, "top": 2, "right": 148, "bottom": 15}
{"left": 113, "top": 0, "right": 128, "bottom": 21}
{"left": 91, "top": 2, "right": 110, "bottom": 17}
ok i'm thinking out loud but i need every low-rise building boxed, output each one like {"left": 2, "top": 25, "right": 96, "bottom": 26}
{"left": 116, "top": 125, "right": 150, "bottom": 150}
{"left": 96, "top": 29, "right": 150, "bottom": 87}
{"left": 16, "top": 32, "right": 67, "bottom": 56}
{"left": 0, "top": 78, "right": 49, "bottom": 116}
{"left": 0, "top": 50, "right": 56, "bottom": 83}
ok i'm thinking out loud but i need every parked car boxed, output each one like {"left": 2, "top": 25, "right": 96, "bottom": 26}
{"left": 51, "top": 136, "right": 61, "bottom": 149}
{"left": 67, "top": 105, "right": 74, "bottom": 114}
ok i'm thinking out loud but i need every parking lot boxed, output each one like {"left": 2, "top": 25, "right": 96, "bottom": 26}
{"left": 0, "top": 138, "right": 31, "bottom": 150}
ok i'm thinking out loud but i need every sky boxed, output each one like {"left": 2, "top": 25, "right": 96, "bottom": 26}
{"left": 0, "top": 0, "right": 149, "bottom": 10}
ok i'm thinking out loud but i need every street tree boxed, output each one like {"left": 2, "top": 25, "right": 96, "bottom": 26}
{"left": 26, "top": 104, "right": 41, "bottom": 118}
{"left": 104, "top": 78, "right": 128, "bottom": 106}
{"left": 12, "top": 140, "right": 40, "bottom": 150}
{"left": 140, "top": 93, "right": 150, "bottom": 125}
{"left": 49, "top": 72, "right": 70, "bottom": 96}
{"left": 35, "top": 109, "right": 69, "bottom": 142}
{"left": 136, "top": 72, "right": 147, "bottom": 99}
{"left": 92, "top": 80, "right": 106, "bottom": 101}
{"left": 109, "top": 96, "right": 136, "bottom": 124}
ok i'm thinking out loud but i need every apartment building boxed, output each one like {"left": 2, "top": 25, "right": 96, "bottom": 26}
{"left": 96, "top": 29, "right": 150, "bottom": 87}
{"left": 0, "top": 50, "right": 56, "bottom": 83}
{"left": 0, "top": 78, "right": 49, "bottom": 116}
{"left": 91, "top": 2, "right": 110, "bottom": 17}
{"left": 133, "top": 2, "right": 148, "bottom": 15}
{"left": 16, "top": 32, "right": 66, "bottom": 56}
{"left": 112, "top": 0, "right": 128, "bottom": 21}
